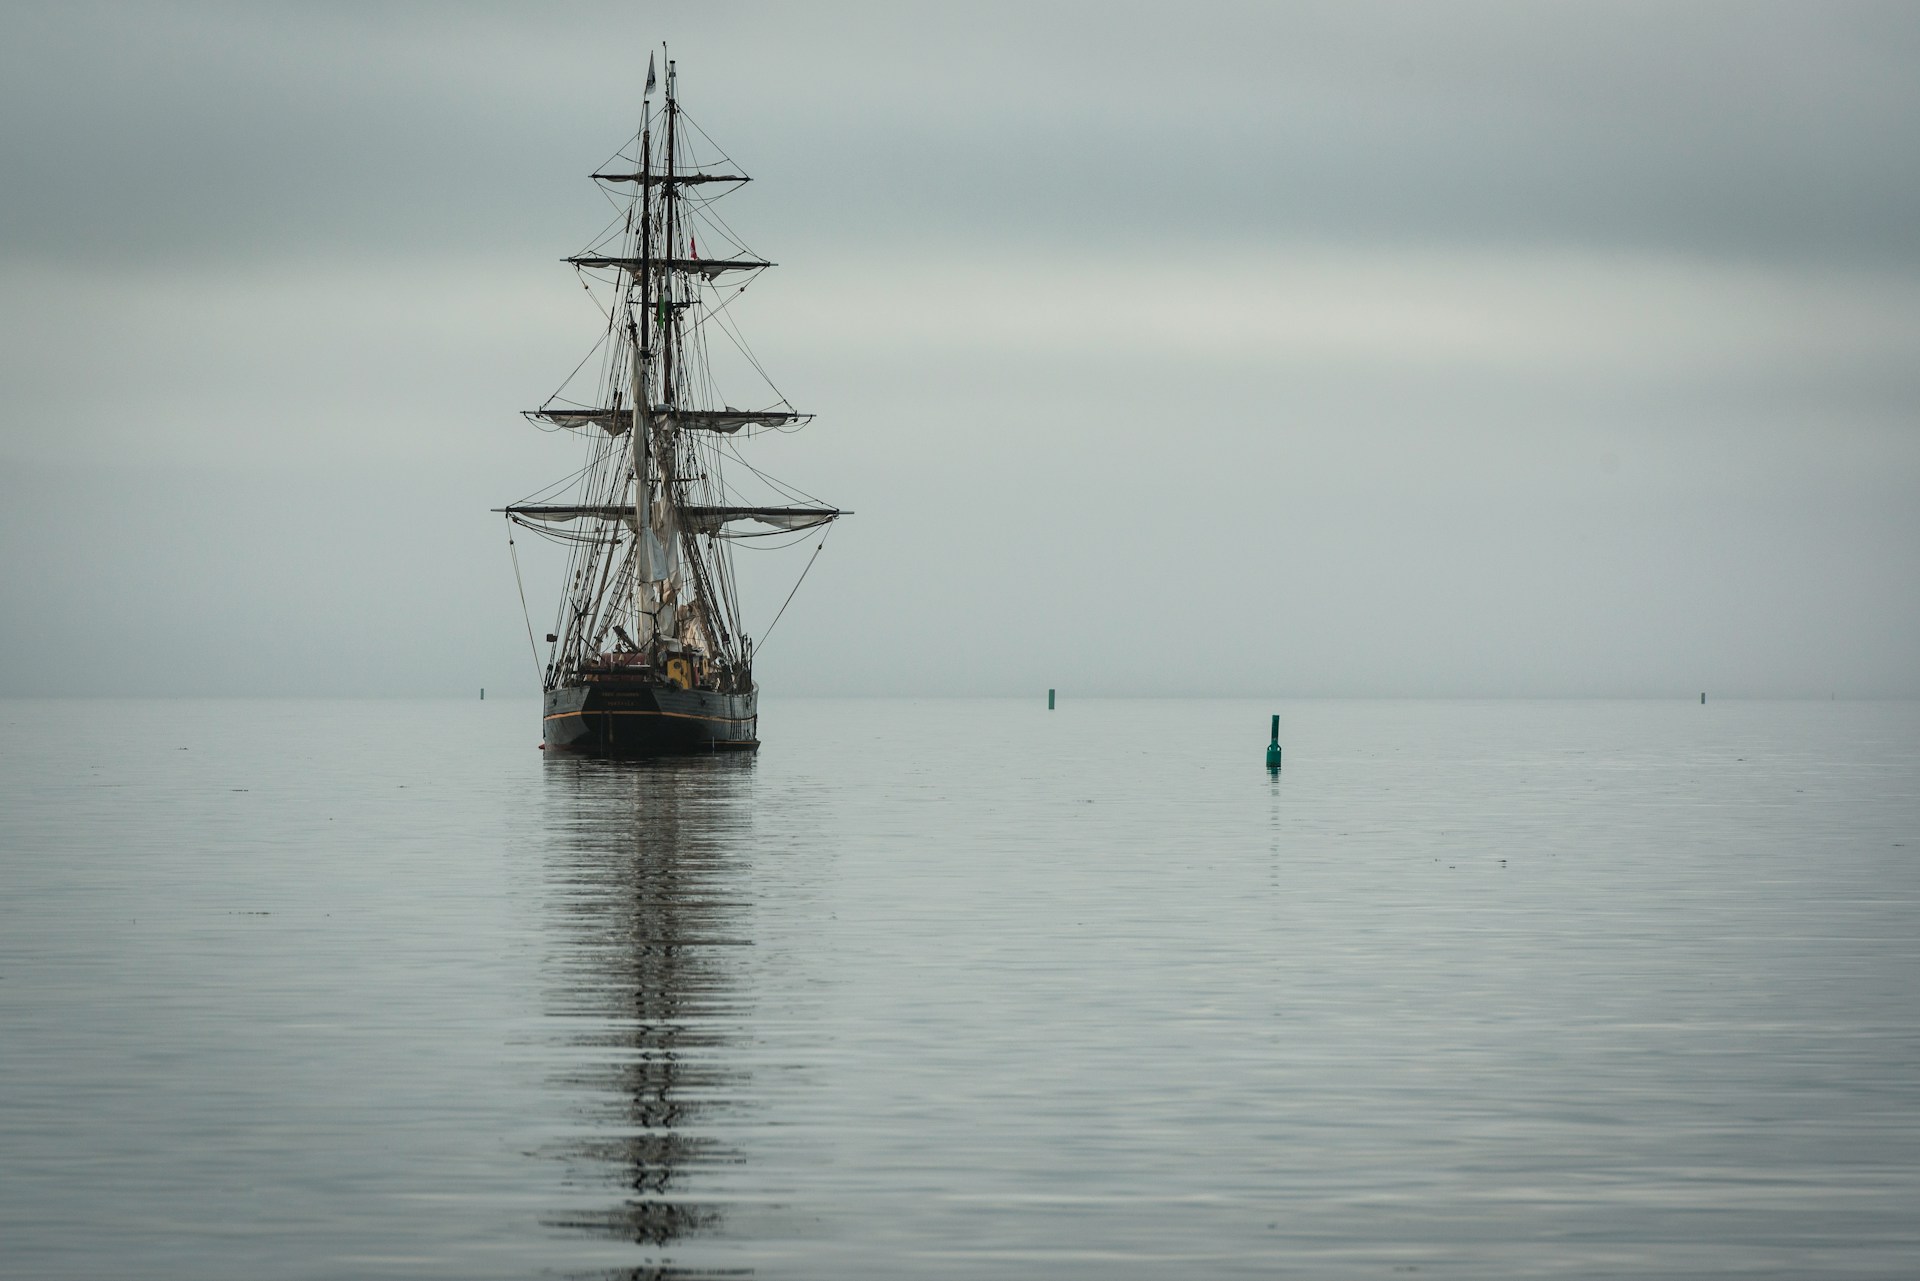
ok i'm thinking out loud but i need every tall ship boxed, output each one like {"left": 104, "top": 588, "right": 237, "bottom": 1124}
{"left": 500, "top": 56, "right": 844, "bottom": 755}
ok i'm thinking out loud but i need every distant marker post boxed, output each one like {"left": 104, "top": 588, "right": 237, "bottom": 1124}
{"left": 1266, "top": 715, "right": 1282, "bottom": 771}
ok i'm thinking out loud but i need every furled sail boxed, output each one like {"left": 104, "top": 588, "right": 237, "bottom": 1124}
{"left": 591, "top": 171, "right": 748, "bottom": 186}
{"left": 500, "top": 504, "right": 634, "bottom": 525}
{"left": 526, "top": 407, "right": 810, "bottom": 434}
{"left": 566, "top": 255, "right": 771, "bottom": 279}
{"left": 681, "top": 505, "right": 846, "bottom": 534}
{"left": 501, "top": 503, "right": 844, "bottom": 532}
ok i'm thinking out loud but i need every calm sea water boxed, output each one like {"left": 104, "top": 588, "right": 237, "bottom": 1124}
{"left": 2, "top": 697, "right": 1917, "bottom": 1279}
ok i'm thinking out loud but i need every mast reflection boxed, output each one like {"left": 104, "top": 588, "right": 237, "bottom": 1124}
{"left": 542, "top": 754, "right": 757, "bottom": 1274}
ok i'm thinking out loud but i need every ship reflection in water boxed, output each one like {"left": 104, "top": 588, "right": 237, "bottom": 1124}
{"left": 540, "top": 753, "right": 759, "bottom": 1278}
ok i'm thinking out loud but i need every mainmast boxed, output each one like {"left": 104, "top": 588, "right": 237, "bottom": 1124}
{"left": 626, "top": 58, "right": 685, "bottom": 658}
{"left": 660, "top": 60, "right": 679, "bottom": 411}
{"left": 630, "top": 92, "right": 653, "bottom": 638}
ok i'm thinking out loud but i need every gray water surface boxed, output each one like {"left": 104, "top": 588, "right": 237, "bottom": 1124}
{"left": 3, "top": 697, "right": 1917, "bottom": 1278}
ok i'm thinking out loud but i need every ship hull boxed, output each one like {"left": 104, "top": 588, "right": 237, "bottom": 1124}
{"left": 542, "top": 682, "right": 759, "bottom": 756}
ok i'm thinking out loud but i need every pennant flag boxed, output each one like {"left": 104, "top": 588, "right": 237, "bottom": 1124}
{"left": 645, "top": 53, "right": 657, "bottom": 99}
{"left": 689, "top": 235, "right": 698, "bottom": 260}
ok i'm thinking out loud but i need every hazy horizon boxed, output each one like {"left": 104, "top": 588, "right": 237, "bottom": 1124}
{"left": 4, "top": 1, "right": 1917, "bottom": 699}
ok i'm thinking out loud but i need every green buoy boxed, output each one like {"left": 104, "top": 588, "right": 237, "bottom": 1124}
{"left": 1266, "top": 714, "right": 1282, "bottom": 770}
{"left": 1048, "top": 688, "right": 1056, "bottom": 710}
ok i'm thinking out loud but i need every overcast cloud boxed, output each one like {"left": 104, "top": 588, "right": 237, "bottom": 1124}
{"left": 2, "top": 0, "right": 1916, "bottom": 697}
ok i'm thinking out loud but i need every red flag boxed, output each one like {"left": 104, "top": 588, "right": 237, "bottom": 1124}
{"left": 689, "top": 235, "right": 698, "bottom": 260}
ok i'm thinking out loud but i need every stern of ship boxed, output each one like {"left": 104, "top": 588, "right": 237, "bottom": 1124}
{"left": 543, "top": 678, "right": 758, "bottom": 756}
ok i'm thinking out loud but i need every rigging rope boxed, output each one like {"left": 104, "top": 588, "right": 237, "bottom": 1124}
{"left": 755, "top": 525, "right": 833, "bottom": 652}
{"left": 506, "top": 523, "right": 544, "bottom": 683}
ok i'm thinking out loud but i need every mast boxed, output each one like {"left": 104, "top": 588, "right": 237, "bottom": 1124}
{"left": 654, "top": 59, "right": 680, "bottom": 655}
{"left": 652, "top": 58, "right": 707, "bottom": 662}
{"left": 661, "top": 61, "right": 679, "bottom": 410}
{"left": 631, "top": 100, "right": 653, "bottom": 644}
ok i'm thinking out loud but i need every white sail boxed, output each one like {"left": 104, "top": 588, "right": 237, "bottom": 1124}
{"left": 636, "top": 525, "right": 679, "bottom": 581}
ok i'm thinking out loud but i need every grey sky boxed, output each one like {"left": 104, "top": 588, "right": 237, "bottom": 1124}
{"left": 2, "top": 0, "right": 1916, "bottom": 696}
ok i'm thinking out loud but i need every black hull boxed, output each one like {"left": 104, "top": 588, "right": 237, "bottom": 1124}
{"left": 543, "top": 681, "right": 758, "bottom": 757}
